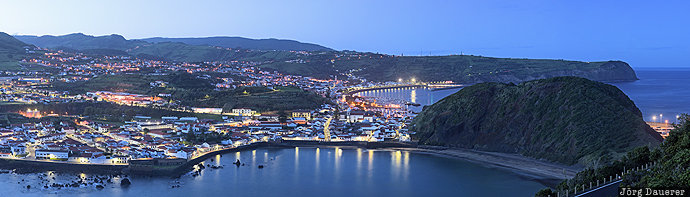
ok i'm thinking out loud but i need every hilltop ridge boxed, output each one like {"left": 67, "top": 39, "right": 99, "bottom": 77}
{"left": 11, "top": 32, "right": 639, "bottom": 83}
{"left": 412, "top": 77, "right": 662, "bottom": 166}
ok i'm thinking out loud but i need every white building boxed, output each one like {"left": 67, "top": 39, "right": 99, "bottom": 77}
{"left": 230, "top": 108, "right": 256, "bottom": 116}
{"left": 35, "top": 149, "right": 69, "bottom": 160}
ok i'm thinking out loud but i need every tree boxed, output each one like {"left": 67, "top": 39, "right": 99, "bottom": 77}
{"left": 534, "top": 188, "right": 556, "bottom": 197}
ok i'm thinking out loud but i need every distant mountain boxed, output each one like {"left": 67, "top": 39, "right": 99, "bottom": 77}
{"left": 411, "top": 77, "right": 662, "bottom": 166}
{"left": 14, "top": 33, "right": 145, "bottom": 51}
{"left": 140, "top": 37, "right": 332, "bottom": 51}
{"left": 14, "top": 33, "right": 331, "bottom": 53}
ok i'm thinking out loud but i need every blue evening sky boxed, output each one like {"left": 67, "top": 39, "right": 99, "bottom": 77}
{"left": 1, "top": 0, "right": 688, "bottom": 68}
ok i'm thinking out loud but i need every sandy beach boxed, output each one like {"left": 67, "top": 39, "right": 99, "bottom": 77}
{"left": 393, "top": 147, "right": 580, "bottom": 187}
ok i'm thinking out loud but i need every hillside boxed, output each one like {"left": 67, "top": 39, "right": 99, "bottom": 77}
{"left": 127, "top": 42, "right": 300, "bottom": 62}
{"left": 141, "top": 37, "right": 332, "bottom": 51}
{"left": 12, "top": 33, "right": 639, "bottom": 83}
{"left": 0, "top": 32, "right": 29, "bottom": 53}
{"left": 0, "top": 32, "right": 31, "bottom": 69}
{"left": 537, "top": 114, "right": 690, "bottom": 196}
{"left": 411, "top": 77, "right": 662, "bottom": 166}
{"left": 261, "top": 52, "right": 639, "bottom": 83}
{"left": 15, "top": 33, "right": 331, "bottom": 53}
{"left": 48, "top": 72, "right": 328, "bottom": 112}
{"left": 15, "top": 33, "right": 145, "bottom": 51}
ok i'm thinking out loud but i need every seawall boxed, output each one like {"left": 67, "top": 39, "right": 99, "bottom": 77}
{"left": 0, "top": 158, "right": 127, "bottom": 174}
{"left": 0, "top": 141, "right": 417, "bottom": 176}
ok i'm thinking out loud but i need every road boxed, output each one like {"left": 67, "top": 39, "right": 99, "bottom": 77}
{"left": 575, "top": 180, "right": 621, "bottom": 197}
{"left": 323, "top": 116, "right": 333, "bottom": 141}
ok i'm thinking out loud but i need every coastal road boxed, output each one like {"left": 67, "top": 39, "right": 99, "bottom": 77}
{"left": 575, "top": 180, "right": 621, "bottom": 197}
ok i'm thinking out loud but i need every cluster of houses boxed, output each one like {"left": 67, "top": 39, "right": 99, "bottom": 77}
{"left": 1, "top": 47, "right": 418, "bottom": 167}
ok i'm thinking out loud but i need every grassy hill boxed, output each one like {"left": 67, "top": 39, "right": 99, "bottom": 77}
{"left": 261, "top": 52, "right": 638, "bottom": 83}
{"left": 15, "top": 33, "right": 330, "bottom": 54}
{"left": 411, "top": 77, "right": 662, "bottom": 166}
{"left": 127, "top": 42, "right": 300, "bottom": 62}
{"left": 0, "top": 32, "right": 32, "bottom": 71}
{"left": 141, "top": 37, "right": 332, "bottom": 51}
{"left": 536, "top": 114, "right": 690, "bottom": 196}
{"left": 15, "top": 33, "right": 145, "bottom": 51}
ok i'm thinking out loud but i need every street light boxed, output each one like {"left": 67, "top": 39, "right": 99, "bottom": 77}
{"left": 652, "top": 115, "right": 657, "bottom": 122}
{"left": 411, "top": 78, "right": 416, "bottom": 83}
{"left": 660, "top": 114, "right": 663, "bottom": 122}
{"left": 398, "top": 78, "right": 402, "bottom": 83}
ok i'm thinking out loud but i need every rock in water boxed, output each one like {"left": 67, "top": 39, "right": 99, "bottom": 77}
{"left": 120, "top": 178, "right": 131, "bottom": 187}
{"left": 258, "top": 165, "right": 264, "bottom": 169}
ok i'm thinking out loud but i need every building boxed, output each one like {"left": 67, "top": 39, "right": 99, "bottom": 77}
{"left": 192, "top": 107, "right": 223, "bottom": 114}
{"left": 35, "top": 149, "right": 69, "bottom": 160}
{"left": 147, "top": 129, "right": 173, "bottom": 138}
{"left": 231, "top": 108, "right": 256, "bottom": 116}
{"left": 291, "top": 110, "right": 312, "bottom": 120}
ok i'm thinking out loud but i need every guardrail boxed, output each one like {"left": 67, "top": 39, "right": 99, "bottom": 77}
{"left": 553, "top": 162, "right": 656, "bottom": 197}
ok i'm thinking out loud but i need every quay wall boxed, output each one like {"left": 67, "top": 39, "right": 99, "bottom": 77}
{"left": 277, "top": 140, "right": 417, "bottom": 149}
{"left": 0, "top": 141, "right": 416, "bottom": 176}
{"left": 0, "top": 158, "right": 127, "bottom": 174}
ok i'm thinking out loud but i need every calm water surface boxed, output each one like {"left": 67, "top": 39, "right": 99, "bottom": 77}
{"left": 1, "top": 147, "right": 545, "bottom": 197}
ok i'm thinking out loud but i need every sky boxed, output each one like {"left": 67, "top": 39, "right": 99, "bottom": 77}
{"left": 1, "top": 0, "right": 689, "bottom": 68}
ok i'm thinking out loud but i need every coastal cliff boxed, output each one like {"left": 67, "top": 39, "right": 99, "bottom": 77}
{"left": 411, "top": 77, "right": 661, "bottom": 166}
{"left": 336, "top": 56, "right": 640, "bottom": 84}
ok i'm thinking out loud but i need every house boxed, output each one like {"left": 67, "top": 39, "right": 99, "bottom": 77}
{"left": 292, "top": 117, "right": 308, "bottom": 125}
{"left": 148, "top": 129, "right": 172, "bottom": 138}
{"left": 35, "top": 149, "right": 69, "bottom": 160}
{"left": 61, "top": 127, "right": 76, "bottom": 133}
{"left": 230, "top": 108, "right": 256, "bottom": 116}
{"left": 178, "top": 117, "right": 198, "bottom": 122}
{"left": 98, "top": 125, "right": 116, "bottom": 133}
{"left": 291, "top": 110, "right": 312, "bottom": 120}
{"left": 348, "top": 111, "right": 365, "bottom": 123}
{"left": 10, "top": 144, "right": 26, "bottom": 155}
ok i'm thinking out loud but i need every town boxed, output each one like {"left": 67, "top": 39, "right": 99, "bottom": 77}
{"left": 0, "top": 47, "right": 418, "bottom": 165}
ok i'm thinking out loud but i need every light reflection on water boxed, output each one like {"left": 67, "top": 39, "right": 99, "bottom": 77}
{"left": 355, "top": 87, "right": 462, "bottom": 112}
{"left": 0, "top": 147, "right": 545, "bottom": 197}
{"left": 356, "top": 69, "right": 690, "bottom": 118}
